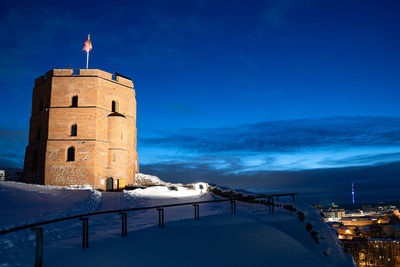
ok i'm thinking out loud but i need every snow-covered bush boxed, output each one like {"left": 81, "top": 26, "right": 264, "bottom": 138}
{"left": 135, "top": 173, "right": 166, "bottom": 186}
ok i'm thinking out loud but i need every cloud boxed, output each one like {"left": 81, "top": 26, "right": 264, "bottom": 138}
{"left": 318, "top": 152, "right": 400, "bottom": 166}
{"left": 142, "top": 116, "right": 400, "bottom": 153}
{"left": 140, "top": 160, "right": 400, "bottom": 204}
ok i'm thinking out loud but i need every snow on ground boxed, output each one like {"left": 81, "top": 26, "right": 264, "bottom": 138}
{"left": 0, "top": 175, "right": 354, "bottom": 266}
{"left": 45, "top": 212, "right": 354, "bottom": 267}
{"left": 0, "top": 179, "right": 227, "bottom": 266}
{"left": 125, "top": 183, "right": 208, "bottom": 198}
{"left": 0, "top": 181, "right": 100, "bottom": 227}
{"left": 135, "top": 173, "right": 167, "bottom": 186}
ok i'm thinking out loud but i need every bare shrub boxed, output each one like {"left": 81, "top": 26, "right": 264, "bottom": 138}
{"left": 183, "top": 184, "right": 196, "bottom": 190}
{"left": 297, "top": 211, "right": 305, "bottom": 222}
{"left": 168, "top": 185, "right": 178, "bottom": 191}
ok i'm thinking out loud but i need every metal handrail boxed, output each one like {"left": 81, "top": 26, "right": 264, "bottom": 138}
{"left": 0, "top": 199, "right": 230, "bottom": 235}
{"left": 0, "top": 192, "right": 297, "bottom": 236}
{"left": 0, "top": 191, "right": 297, "bottom": 267}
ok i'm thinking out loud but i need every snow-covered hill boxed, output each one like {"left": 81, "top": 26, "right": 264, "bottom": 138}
{"left": 0, "top": 174, "right": 355, "bottom": 266}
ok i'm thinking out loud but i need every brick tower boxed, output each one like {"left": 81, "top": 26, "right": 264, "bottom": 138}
{"left": 22, "top": 69, "right": 139, "bottom": 190}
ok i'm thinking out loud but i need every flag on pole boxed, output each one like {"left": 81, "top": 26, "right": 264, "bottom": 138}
{"left": 83, "top": 34, "right": 92, "bottom": 69}
{"left": 83, "top": 34, "right": 92, "bottom": 52}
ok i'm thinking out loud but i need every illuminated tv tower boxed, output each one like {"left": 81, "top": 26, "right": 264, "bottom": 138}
{"left": 352, "top": 182, "right": 355, "bottom": 204}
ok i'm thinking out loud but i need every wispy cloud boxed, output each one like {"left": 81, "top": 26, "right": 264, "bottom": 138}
{"left": 138, "top": 116, "right": 400, "bottom": 203}
{"left": 142, "top": 116, "right": 400, "bottom": 153}
{"left": 138, "top": 116, "right": 400, "bottom": 173}
{"left": 318, "top": 152, "right": 400, "bottom": 167}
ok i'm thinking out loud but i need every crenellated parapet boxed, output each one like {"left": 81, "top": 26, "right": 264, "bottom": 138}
{"left": 34, "top": 69, "right": 134, "bottom": 88}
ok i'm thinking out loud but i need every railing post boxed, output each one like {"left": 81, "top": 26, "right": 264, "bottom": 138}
{"left": 193, "top": 204, "right": 199, "bottom": 220}
{"left": 267, "top": 197, "right": 270, "bottom": 213}
{"left": 292, "top": 194, "right": 296, "bottom": 202}
{"left": 230, "top": 199, "right": 236, "bottom": 214}
{"left": 271, "top": 197, "right": 275, "bottom": 213}
{"left": 79, "top": 218, "right": 89, "bottom": 249}
{"left": 267, "top": 197, "right": 273, "bottom": 214}
{"left": 157, "top": 208, "right": 164, "bottom": 228}
{"left": 31, "top": 227, "right": 43, "bottom": 267}
{"left": 120, "top": 212, "right": 127, "bottom": 237}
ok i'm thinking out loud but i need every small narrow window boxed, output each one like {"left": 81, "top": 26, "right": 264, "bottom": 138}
{"left": 36, "top": 127, "right": 41, "bottom": 141}
{"left": 112, "top": 101, "right": 116, "bottom": 112}
{"left": 113, "top": 153, "right": 116, "bottom": 161}
{"left": 67, "top": 147, "right": 75, "bottom": 162}
{"left": 32, "top": 149, "right": 38, "bottom": 171}
{"left": 70, "top": 124, "right": 77, "bottom": 136}
{"left": 71, "top": 96, "right": 78, "bottom": 107}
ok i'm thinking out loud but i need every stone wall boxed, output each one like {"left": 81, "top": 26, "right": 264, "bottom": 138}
{"left": 23, "top": 69, "right": 139, "bottom": 190}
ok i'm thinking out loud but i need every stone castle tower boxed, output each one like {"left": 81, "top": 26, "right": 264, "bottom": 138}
{"left": 22, "top": 69, "right": 139, "bottom": 190}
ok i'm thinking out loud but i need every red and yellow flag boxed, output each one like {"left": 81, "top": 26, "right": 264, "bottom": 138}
{"left": 83, "top": 34, "right": 92, "bottom": 52}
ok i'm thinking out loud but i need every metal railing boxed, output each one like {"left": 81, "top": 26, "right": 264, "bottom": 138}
{"left": 0, "top": 192, "right": 297, "bottom": 267}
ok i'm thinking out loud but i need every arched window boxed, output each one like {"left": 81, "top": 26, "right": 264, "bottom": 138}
{"left": 36, "top": 127, "right": 41, "bottom": 141}
{"left": 70, "top": 124, "right": 77, "bottom": 136}
{"left": 112, "top": 101, "right": 117, "bottom": 112}
{"left": 32, "top": 149, "right": 38, "bottom": 172}
{"left": 67, "top": 147, "right": 75, "bottom": 162}
{"left": 71, "top": 96, "right": 78, "bottom": 107}
{"left": 39, "top": 99, "right": 44, "bottom": 112}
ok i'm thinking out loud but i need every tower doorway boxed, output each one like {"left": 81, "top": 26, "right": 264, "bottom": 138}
{"left": 106, "top": 177, "right": 114, "bottom": 191}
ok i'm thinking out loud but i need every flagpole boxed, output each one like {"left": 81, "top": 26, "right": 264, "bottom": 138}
{"left": 83, "top": 34, "right": 91, "bottom": 69}
{"left": 86, "top": 50, "right": 89, "bottom": 69}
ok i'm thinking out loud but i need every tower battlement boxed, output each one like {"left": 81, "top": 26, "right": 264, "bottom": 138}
{"left": 34, "top": 69, "right": 134, "bottom": 88}
{"left": 24, "top": 68, "right": 139, "bottom": 190}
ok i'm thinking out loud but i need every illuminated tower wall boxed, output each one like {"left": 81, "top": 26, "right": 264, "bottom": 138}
{"left": 22, "top": 69, "right": 139, "bottom": 190}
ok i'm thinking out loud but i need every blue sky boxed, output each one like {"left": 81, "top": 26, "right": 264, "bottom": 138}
{"left": 1, "top": 0, "right": 399, "bottom": 203}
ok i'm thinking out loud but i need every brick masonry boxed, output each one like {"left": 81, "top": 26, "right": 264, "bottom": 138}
{"left": 22, "top": 69, "right": 139, "bottom": 190}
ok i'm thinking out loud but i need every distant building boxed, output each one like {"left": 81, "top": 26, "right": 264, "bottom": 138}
{"left": 22, "top": 69, "right": 139, "bottom": 190}
{"left": 382, "top": 225, "right": 400, "bottom": 239}
{"left": 340, "top": 216, "right": 388, "bottom": 226}
{"left": 323, "top": 207, "right": 345, "bottom": 222}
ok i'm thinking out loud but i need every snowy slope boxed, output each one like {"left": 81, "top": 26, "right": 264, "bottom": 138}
{"left": 0, "top": 180, "right": 224, "bottom": 266}
{"left": 0, "top": 175, "right": 354, "bottom": 266}
{"left": 0, "top": 181, "right": 101, "bottom": 227}
{"left": 45, "top": 212, "right": 354, "bottom": 267}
